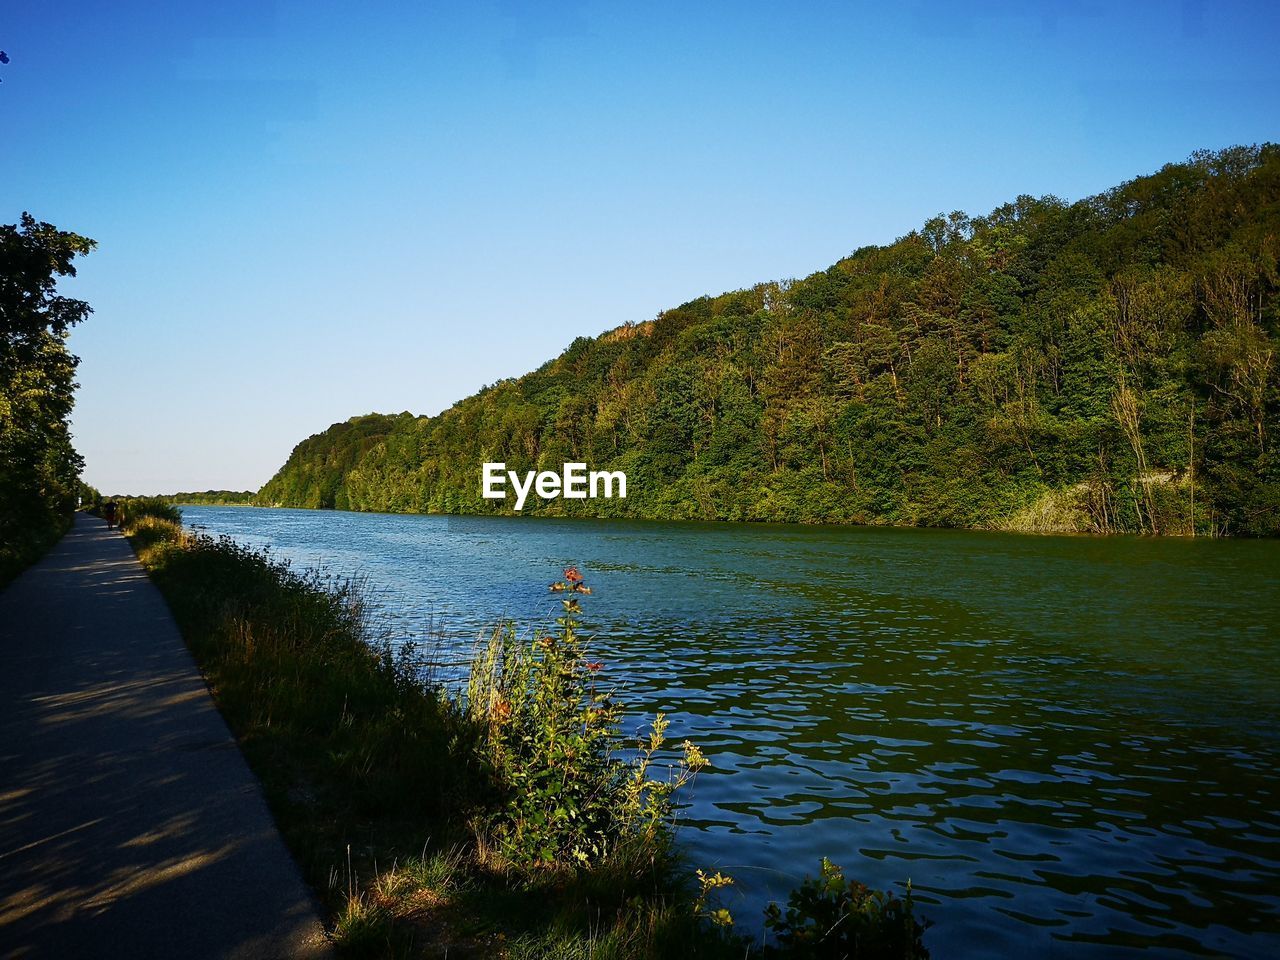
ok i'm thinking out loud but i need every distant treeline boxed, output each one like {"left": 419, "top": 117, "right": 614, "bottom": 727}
{"left": 92, "top": 491, "right": 257, "bottom": 507}
{"left": 164, "top": 490, "right": 257, "bottom": 506}
{"left": 1, "top": 215, "right": 95, "bottom": 583}
{"left": 258, "top": 146, "right": 1280, "bottom": 535}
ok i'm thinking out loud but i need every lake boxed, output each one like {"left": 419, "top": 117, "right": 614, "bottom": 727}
{"left": 179, "top": 506, "right": 1280, "bottom": 958}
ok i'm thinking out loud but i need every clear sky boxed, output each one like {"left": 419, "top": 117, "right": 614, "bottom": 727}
{"left": 2, "top": 1, "right": 1278, "bottom": 493}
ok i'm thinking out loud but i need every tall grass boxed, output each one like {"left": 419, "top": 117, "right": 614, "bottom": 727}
{"left": 127, "top": 520, "right": 464, "bottom": 869}
{"left": 117, "top": 496, "right": 182, "bottom": 526}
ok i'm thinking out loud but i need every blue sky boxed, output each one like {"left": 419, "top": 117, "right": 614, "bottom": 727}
{"left": 3, "top": 1, "right": 1278, "bottom": 493}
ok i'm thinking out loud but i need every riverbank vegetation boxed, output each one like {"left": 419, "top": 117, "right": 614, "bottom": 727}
{"left": 258, "top": 146, "right": 1280, "bottom": 536}
{"left": 0, "top": 214, "right": 95, "bottom": 585}
{"left": 119, "top": 502, "right": 929, "bottom": 958}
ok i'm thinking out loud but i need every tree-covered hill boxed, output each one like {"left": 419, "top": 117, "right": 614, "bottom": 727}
{"left": 259, "top": 146, "right": 1280, "bottom": 535}
{"left": 257, "top": 412, "right": 414, "bottom": 510}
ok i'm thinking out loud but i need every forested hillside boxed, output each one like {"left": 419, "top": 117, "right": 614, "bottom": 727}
{"left": 1, "top": 215, "right": 95, "bottom": 582}
{"left": 259, "top": 146, "right": 1280, "bottom": 535}
{"left": 257, "top": 412, "right": 413, "bottom": 510}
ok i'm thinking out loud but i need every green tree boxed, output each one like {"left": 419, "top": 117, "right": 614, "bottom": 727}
{"left": 1, "top": 214, "right": 95, "bottom": 581}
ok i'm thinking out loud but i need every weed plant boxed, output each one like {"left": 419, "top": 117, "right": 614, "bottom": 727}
{"left": 465, "top": 579, "right": 707, "bottom": 871}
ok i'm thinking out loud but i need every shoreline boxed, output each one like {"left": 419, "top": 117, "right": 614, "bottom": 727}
{"left": 179, "top": 499, "right": 1232, "bottom": 540}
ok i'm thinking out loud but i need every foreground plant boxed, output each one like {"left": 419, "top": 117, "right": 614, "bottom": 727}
{"left": 467, "top": 566, "right": 707, "bottom": 872}
{"left": 764, "top": 858, "right": 930, "bottom": 960}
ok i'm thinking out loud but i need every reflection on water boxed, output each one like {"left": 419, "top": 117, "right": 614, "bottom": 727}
{"left": 182, "top": 507, "right": 1280, "bottom": 958}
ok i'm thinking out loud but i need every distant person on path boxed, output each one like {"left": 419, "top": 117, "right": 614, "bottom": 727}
{"left": 103, "top": 500, "right": 118, "bottom": 529}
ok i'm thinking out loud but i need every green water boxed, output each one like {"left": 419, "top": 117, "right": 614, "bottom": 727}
{"left": 182, "top": 507, "right": 1280, "bottom": 958}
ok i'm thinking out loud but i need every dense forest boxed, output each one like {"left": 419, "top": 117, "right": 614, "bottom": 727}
{"left": 258, "top": 146, "right": 1280, "bottom": 535}
{"left": 0, "top": 215, "right": 95, "bottom": 582}
{"left": 257, "top": 413, "right": 414, "bottom": 509}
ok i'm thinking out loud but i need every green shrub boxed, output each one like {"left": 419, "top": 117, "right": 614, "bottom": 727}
{"left": 119, "top": 496, "right": 182, "bottom": 527}
{"left": 0, "top": 511, "right": 71, "bottom": 587}
{"left": 765, "top": 858, "right": 930, "bottom": 960}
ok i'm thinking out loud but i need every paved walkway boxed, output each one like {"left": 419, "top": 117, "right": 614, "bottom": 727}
{"left": 0, "top": 514, "right": 330, "bottom": 959}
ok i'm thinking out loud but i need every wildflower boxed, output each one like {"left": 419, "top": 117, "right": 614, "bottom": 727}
{"left": 586, "top": 661, "right": 604, "bottom": 672}
{"left": 562, "top": 598, "right": 582, "bottom": 614}
{"left": 682, "top": 740, "right": 709, "bottom": 771}
{"left": 563, "top": 566, "right": 584, "bottom": 584}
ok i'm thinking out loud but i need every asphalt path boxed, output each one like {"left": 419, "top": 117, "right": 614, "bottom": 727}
{"left": 0, "top": 514, "right": 330, "bottom": 958}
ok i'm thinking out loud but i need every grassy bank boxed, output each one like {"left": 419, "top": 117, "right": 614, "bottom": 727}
{"left": 117, "top": 499, "right": 929, "bottom": 959}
